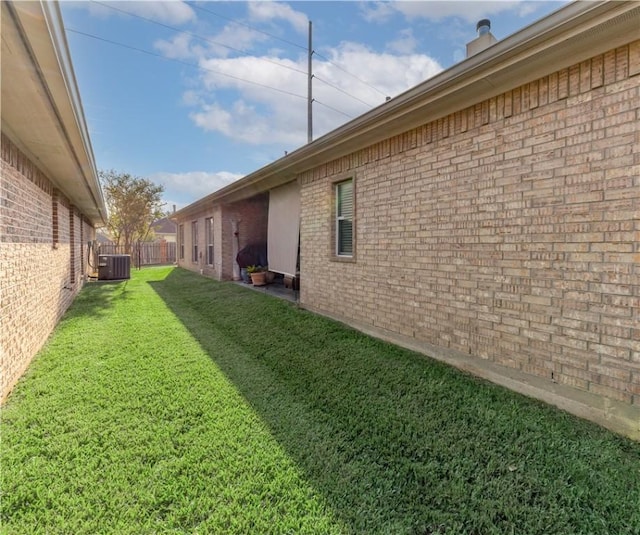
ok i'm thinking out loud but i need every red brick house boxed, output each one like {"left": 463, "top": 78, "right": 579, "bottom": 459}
{"left": 1, "top": 1, "right": 107, "bottom": 401}
{"left": 173, "top": 1, "right": 639, "bottom": 438}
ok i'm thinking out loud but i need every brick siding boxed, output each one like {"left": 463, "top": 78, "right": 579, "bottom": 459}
{"left": 176, "top": 194, "right": 269, "bottom": 281}
{"left": 0, "top": 133, "right": 96, "bottom": 401}
{"left": 300, "top": 41, "right": 640, "bottom": 408}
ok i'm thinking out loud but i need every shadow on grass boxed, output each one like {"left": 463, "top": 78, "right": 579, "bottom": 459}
{"left": 149, "top": 268, "right": 640, "bottom": 535}
{"left": 68, "top": 280, "right": 134, "bottom": 320}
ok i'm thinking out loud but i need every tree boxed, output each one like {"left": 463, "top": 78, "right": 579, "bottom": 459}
{"left": 100, "top": 169, "right": 166, "bottom": 254}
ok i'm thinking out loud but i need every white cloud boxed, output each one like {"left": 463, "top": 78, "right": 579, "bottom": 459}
{"left": 190, "top": 104, "right": 233, "bottom": 136}
{"left": 387, "top": 28, "right": 419, "bottom": 54}
{"left": 183, "top": 42, "right": 441, "bottom": 147}
{"left": 360, "top": 2, "right": 397, "bottom": 23}
{"left": 197, "top": 55, "right": 305, "bottom": 94}
{"left": 151, "top": 171, "right": 244, "bottom": 206}
{"left": 314, "top": 41, "right": 442, "bottom": 108}
{"left": 191, "top": 98, "right": 305, "bottom": 146}
{"left": 129, "top": 1, "right": 195, "bottom": 24}
{"left": 361, "top": 1, "right": 545, "bottom": 24}
{"left": 76, "top": 0, "right": 196, "bottom": 24}
{"left": 181, "top": 90, "right": 202, "bottom": 107}
{"left": 211, "top": 24, "right": 270, "bottom": 57}
{"left": 149, "top": 3, "right": 443, "bottom": 151}
{"left": 153, "top": 17, "right": 273, "bottom": 64}
{"left": 154, "top": 33, "right": 194, "bottom": 60}
{"left": 247, "top": 2, "right": 308, "bottom": 34}
{"left": 188, "top": 54, "right": 308, "bottom": 145}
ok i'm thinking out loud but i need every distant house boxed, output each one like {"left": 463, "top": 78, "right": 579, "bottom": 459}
{"left": 1, "top": 1, "right": 107, "bottom": 401}
{"left": 173, "top": 2, "right": 640, "bottom": 439}
{"left": 152, "top": 217, "right": 177, "bottom": 243}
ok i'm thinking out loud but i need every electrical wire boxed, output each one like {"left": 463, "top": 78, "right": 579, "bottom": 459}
{"left": 188, "top": 1, "right": 308, "bottom": 52}
{"left": 91, "top": 0, "right": 387, "bottom": 108}
{"left": 313, "top": 75, "right": 378, "bottom": 108}
{"left": 70, "top": 1, "right": 389, "bottom": 122}
{"left": 314, "top": 100, "right": 354, "bottom": 119}
{"left": 65, "top": 28, "right": 308, "bottom": 101}
{"left": 90, "top": 0, "right": 307, "bottom": 76}
{"left": 184, "top": 0, "right": 390, "bottom": 102}
{"left": 314, "top": 51, "right": 390, "bottom": 99}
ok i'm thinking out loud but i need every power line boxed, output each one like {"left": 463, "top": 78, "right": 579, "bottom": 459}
{"left": 187, "top": 0, "right": 389, "bottom": 101}
{"left": 66, "top": 28, "right": 359, "bottom": 121}
{"left": 65, "top": 28, "right": 308, "bottom": 101}
{"left": 87, "top": 0, "right": 388, "bottom": 115}
{"left": 313, "top": 75, "right": 377, "bottom": 108}
{"left": 314, "top": 100, "right": 354, "bottom": 119}
{"left": 314, "top": 51, "right": 389, "bottom": 99}
{"left": 90, "top": 0, "right": 307, "bottom": 77}
{"left": 188, "top": 1, "right": 307, "bottom": 52}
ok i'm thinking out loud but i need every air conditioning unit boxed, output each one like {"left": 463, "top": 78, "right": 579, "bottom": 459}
{"left": 98, "top": 254, "right": 131, "bottom": 281}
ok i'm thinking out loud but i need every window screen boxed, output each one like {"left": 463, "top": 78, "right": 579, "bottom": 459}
{"left": 336, "top": 179, "right": 353, "bottom": 256}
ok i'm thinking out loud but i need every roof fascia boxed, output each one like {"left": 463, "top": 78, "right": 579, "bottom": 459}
{"left": 5, "top": 1, "right": 107, "bottom": 225}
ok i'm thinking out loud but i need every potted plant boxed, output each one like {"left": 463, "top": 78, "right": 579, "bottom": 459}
{"left": 246, "top": 265, "right": 267, "bottom": 286}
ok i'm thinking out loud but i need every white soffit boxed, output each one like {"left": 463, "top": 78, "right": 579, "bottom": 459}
{"left": 1, "top": 1, "right": 106, "bottom": 225}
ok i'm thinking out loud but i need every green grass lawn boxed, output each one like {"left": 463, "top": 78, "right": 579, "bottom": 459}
{"left": 2, "top": 267, "right": 639, "bottom": 535}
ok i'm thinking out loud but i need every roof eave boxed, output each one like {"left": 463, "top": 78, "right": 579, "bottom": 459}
{"left": 1, "top": 1, "right": 107, "bottom": 226}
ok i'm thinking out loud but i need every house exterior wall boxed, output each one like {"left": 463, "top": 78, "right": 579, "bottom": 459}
{"left": 185, "top": 214, "right": 204, "bottom": 274}
{"left": 232, "top": 193, "right": 269, "bottom": 259}
{"left": 217, "top": 205, "right": 232, "bottom": 280}
{"left": 300, "top": 43, "right": 640, "bottom": 423}
{"left": 1, "top": 133, "right": 96, "bottom": 401}
{"left": 176, "top": 194, "right": 269, "bottom": 281}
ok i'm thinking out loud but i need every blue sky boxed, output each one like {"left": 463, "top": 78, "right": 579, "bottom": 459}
{"left": 61, "top": 0, "right": 566, "bottom": 211}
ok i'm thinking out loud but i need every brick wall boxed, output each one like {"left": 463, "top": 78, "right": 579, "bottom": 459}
{"left": 177, "top": 208, "right": 210, "bottom": 276}
{"left": 177, "top": 194, "right": 269, "bottom": 281}
{"left": 0, "top": 133, "right": 96, "bottom": 402}
{"left": 300, "top": 42, "right": 640, "bottom": 410}
{"left": 217, "top": 206, "right": 233, "bottom": 280}
{"left": 232, "top": 194, "right": 269, "bottom": 255}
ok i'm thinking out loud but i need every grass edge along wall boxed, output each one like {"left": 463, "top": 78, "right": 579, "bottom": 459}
{"left": 1, "top": 1, "right": 105, "bottom": 403}
{"left": 1, "top": 135, "right": 97, "bottom": 402}
{"left": 298, "top": 40, "right": 640, "bottom": 440}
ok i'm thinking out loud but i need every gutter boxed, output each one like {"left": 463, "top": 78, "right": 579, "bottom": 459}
{"left": 7, "top": 1, "right": 107, "bottom": 226}
{"left": 41, "top": 1, "right": 107, "bottom": 225}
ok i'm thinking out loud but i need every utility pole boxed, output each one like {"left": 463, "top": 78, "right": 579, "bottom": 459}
{"left": 307, "top": 20, "right": 313, "bottom": 143}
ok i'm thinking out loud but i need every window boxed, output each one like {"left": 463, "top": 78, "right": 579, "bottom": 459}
{"left": 191, "top": 221, "right": 198, "bottom": 263}
{"left": 205, "top": 217, "right": 214, "bottom": 266}
{"left": 178, "top": 224, "right": 184, "bottom": 259}
{"left": 335, "top": 179, "right": 353, "bottom": 257}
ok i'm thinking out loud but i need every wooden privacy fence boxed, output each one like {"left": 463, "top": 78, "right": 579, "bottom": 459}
{"left": 98, "top": 241, "right": 177, "bottom": 268}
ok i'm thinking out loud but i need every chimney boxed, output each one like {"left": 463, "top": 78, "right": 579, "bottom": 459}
{"left": 172, "top": 204, "right": 176, "bottom": 213}
{"left": 466, "top": 19, "right": 497, "bottom": 58}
